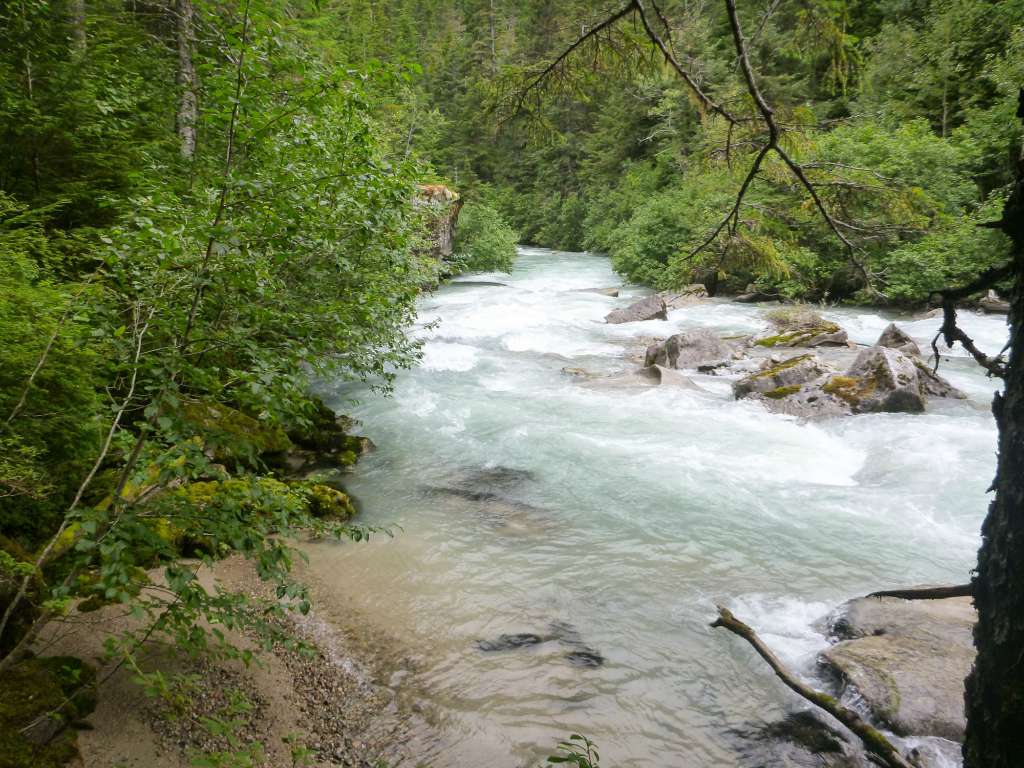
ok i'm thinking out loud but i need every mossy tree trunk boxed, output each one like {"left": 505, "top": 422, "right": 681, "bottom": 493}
{"left": 963, "top": 90, "right": 1024, "bottom": 767}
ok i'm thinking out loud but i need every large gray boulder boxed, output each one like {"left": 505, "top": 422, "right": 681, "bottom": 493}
{"left": 875, "top": 323, "right": 921, "bottom": 357}
{"left": 823, "top": 595, "right": 976, "bottom": 742}
{"left": 734, "top": 345, "right": 964, "bottom": 417}
{"left": 841, "top": 346, "right": 927, "bottom": 413}
{"left": 644, "top": 329, "right": 740, "bottom": 371}
{"left": 604, "top": 295, "right": 667, "bottom": 324}
{"left": 732, "top": 354, "right": 836, "bottom": 399}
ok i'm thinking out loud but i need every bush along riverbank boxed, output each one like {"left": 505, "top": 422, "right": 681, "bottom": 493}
{"left": 0, "top": 392, "right": 385, "bottom": 767}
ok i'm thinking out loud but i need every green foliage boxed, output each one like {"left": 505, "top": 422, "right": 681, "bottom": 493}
{"left": 548, "top": 734, "right": 601, "bottom": 767}
{"left": 452, "top": 201, "right": 518, "bottom": 273}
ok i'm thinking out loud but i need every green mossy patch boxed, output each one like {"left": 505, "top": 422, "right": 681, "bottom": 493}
{"left": 754, "top": 323, "right": 841, "bottom": 347}
{"left": 307, "top": 484, "right": 356, "bottom": 519}
{"left": 750, "top": 354, "right": 814, "bottom": 380}
{"left": 0, "top": 656, "right": 96, "bottom": 768}
{"left": 822, "top": 374, "right": 875, "bottom": 406}
{"left": 764, "top": 384, "right": 801, "bottom": 399}
{"left": 182, "top": 401, "right": 292, "bottom": 465}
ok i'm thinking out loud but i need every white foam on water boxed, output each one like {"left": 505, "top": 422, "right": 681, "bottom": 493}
{"left": 318, "top": 248, "right": 1003, "bottom": 768}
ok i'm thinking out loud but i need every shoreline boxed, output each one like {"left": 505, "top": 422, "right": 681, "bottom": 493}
{"left": 44, "top": 551, "right": 437, "bottom": 768}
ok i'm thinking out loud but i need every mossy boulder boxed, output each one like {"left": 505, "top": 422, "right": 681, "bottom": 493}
{"left": 733, "top": 354, "right": 835, "bottom": 399}
{"left": 0, "top": 535, "right": 43, "bottom": 658}
{"left": 875, "top": 323, "right": 921, "bottom": 357}
{"left": 307, "top": 484, "right": 356, "bottom": 519}
{"left": 0, "top": 656, "right": 96, "bottom": 768}
{"left": 754, "top": 307, "right": 848, "bottom": 348}
{"left": 182, "top": 401, "right": 292, "bottom": 466}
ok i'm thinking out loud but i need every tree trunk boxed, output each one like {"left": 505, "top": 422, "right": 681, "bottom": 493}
{"left": 962, "top": 89, "right": 1024, "bottom": 767}
{"left": 175, "top": 0, "right": 198, "bottom": 160}
{"left": 70, "top": 0, "right": 86, "bottom": 55}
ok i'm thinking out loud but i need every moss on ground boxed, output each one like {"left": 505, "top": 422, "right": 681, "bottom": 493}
{"left": 0, "top": 656, "right": 96, "bottom": 768}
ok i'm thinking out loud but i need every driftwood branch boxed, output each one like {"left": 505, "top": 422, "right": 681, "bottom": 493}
{"left": 867, "top": 584, "right": 973, "bottom": 600}
{"left": 711, "top": 606, "right": 915, "bottom": 768}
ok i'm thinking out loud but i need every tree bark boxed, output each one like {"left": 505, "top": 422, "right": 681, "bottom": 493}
{"left": 175, "top": 0, "right": 198, "bottom": 160}
{"left": 70, "top": 0, "right": 86, "bottom": 55}
{"left": 962, "top": 89, "right": 1024, "bottom": 767}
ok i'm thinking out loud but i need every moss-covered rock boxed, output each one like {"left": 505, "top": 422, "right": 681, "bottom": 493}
{"left": 754, "top": 307, "right": 849, "bottom": 348}
{"left": 0, "top": 656, "right": 96, "bottom": 768}
{"left": 307, "top": 484, "right": 356, "bottom": 519}
{"left": 182, "top": 401, "right": 292, "bottom": 466}
{"left": 733, "top": 354, "right": 834, "bottom": 399}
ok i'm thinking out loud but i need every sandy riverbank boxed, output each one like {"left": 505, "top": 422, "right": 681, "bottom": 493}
{"left": 41, "top": 550, "right": 436, "bottom": 768}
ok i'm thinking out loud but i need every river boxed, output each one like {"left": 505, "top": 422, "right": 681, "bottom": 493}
{"left": 309, "top": 247, "right": 1006, "bottom": 767}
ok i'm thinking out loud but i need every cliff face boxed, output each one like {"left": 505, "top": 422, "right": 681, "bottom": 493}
{"left": 414, "top": 184, "right": 462, "bottom": 258}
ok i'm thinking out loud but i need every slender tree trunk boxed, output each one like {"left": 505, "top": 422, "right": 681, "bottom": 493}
{"left": 70, "top": 0, "right": 86, "bottom": 55}
{"left": 489, "top": 0, "right": 497, "bottom": 75}
{"left": 175, "top": 0, "right": 198, "bottom": 160}
{"left": 963, "top": 89, "right": 1024, "bottom": 767}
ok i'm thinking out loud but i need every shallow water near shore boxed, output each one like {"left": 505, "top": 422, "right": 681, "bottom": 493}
{"left": 311, "top": 247, "right": 1005, "bottom": 767}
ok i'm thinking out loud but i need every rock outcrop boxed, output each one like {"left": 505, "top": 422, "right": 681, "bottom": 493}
{"left": 875, "top": 323, "right": 921, "bottom": 357}
{"left": 644, "top": 328, "right": 741, "bottom": 371}
{"left": 604, "top": 294, "right": 668, "bottom": 324}
{"left": 823, "top": 595, "right": 976, "bottom": 742}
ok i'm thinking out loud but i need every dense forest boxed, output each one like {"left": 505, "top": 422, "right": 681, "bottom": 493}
{"left": 1, "top": 0, "right": 1022, "bottom": 766}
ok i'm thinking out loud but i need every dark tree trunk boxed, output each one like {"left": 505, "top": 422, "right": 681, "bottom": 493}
{"left": 963, "top": 89, "right": 1024, "bottom": 768}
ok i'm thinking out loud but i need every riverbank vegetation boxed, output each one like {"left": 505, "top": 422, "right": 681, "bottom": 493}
{"left": 2, "top": 0, "right": 1023, "bottom": 766}
{"left": 350, "top": 0, "right": 1021, "bottom": 303}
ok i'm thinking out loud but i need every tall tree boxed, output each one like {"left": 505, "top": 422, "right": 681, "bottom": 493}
{"left": 175, "top": 0, "right": 197, "bottom": 160}
{"left": 962, "top": 89, "right": 1024, "bottom": 768}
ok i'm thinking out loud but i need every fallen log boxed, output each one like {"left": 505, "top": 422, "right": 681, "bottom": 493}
{"left": 866, "top": 584, "right": 972, "bottom": 600}
{"left": 711, "top": 606, "right": 915, "bottom": 768}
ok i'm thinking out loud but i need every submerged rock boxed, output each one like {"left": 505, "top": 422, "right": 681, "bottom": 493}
{"left": 475, "top": 633, "right": 544, "bottom": 652}
{"left": 875, "top": 323, "right": 921, "bottom": 357}
{"left": 822, "top": 595, "right": 976, "bottom": 742}
{"left": 644, "top": 329, "right": 741, "bottom": 371}
{"left": 564, "top": 649, "right": 605, "bottom": 667}
{"left": 604, "top": 294, "right": 667, "bottom": 324}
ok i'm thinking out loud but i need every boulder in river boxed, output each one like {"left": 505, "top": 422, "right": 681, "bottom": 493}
{"left": 754, "top": 307, "right": 849, "bottom": 348}
{"left": 644, "top": 328, "right": 741, "bottom": 371}
{"left": 822, "top": 594, "right": 976, "bottom": 742}
{"left": 732, "top": 354, "right": 836, "bottom": 400}
{"left": 735, "top": 345, "right": 964, "bottom": 417}
{"left": 604, "top": 294, "right": 667, "bottom": 324}
{"left": 659, "top": 284, "right": 708, "bottom": 309}
{"left": 734, "top": 283, "right": 780, "bottom": 303}
{"left": 573, "top": 287, "right": 620, "bottom": 297}
{"left": 875, "top": 323, "right": 921, "bottom": 357}
{"left": 979, "top": 289, "right": 1010, "bottom": 314}
{"left": 640, "top": 364, "right": 704, "bottom": 389}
